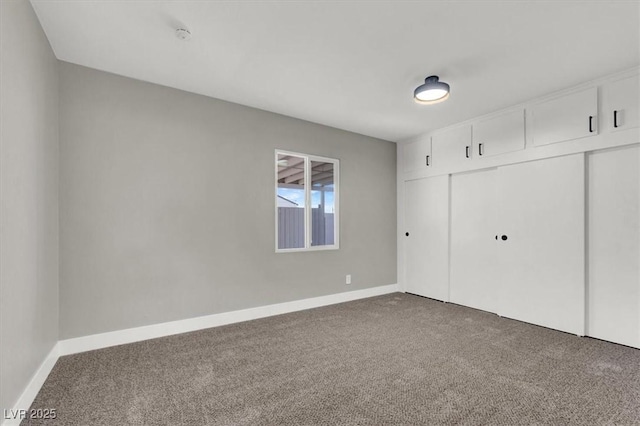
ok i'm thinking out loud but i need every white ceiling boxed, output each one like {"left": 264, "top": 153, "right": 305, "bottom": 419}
{"left": 30, "top": 0, "right": 640, "bottom": 143}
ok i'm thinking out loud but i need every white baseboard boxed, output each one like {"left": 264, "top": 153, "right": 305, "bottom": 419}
{"left": 2, "top": 343, "right": 60, "bottom": 426}
{"left": 59, "top": 284, "right": 398, "bottom": 356}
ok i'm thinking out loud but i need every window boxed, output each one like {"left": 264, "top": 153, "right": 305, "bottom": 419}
{"left": 275, "top": 150, "right": 339, "bottom": 252}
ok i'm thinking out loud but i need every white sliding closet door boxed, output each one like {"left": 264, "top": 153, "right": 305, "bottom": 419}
{"left": 587, "top": 145, "right": 640, "bottom": 348}
{"left": 450, "top": 169, "right": 499, "bottom": 313}
{"left": 497, "top": 154, "right": 585, "bottom": 335}
{"left": 404, "top": 176, "right": 449, "bottom": 301}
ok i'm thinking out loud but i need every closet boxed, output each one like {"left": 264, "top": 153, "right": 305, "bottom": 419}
{"left": 406, "top": 147, "right": 639, "bottom": 344}
{"left": 449, "top": 155, "right": 585, "bottom": 335}
{"left": 401, "top": 68, "right": 639, "bottom": 347}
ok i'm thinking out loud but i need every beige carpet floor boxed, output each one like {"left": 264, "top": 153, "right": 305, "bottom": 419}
{"left": 24, "top": 293, "right": 640, "bottom": 425}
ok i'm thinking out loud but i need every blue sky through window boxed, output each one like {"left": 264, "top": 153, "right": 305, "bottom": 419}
{"left": 278, "top": 186, "right": 335, "bottom": 212}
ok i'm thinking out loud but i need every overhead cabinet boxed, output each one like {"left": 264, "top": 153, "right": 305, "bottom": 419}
{"left": 528, "top": 87, "right": 598, "bottom": 146}
{"left": 431, "top": 124, "right": 472, "bottom": 169}
{"left": 403, "top": 71, "right": 639, "bottom": 180}
{"left": 472, "top": 109, "right": 525, "bottom": 157}
{"left": 602, "top": 74, "right": 639, "bottom": 132}
{"left": 403, "top": 137, "right": 431, "bottom": 172}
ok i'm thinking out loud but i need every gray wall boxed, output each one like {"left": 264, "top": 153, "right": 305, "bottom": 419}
{"left": 59, "top": 63, "right": 397, "bottom": 339}
{"left": 0, "top": 0, "right": 59, "bottom": 411}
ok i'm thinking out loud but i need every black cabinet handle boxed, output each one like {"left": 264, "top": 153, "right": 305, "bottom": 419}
{"left": 465, "top": 146, "right": 470, "bottom": 158}
{"left": 589, "top": 116, "right": 594, "bottom": 133}
{"left": 614, "top": 110, "right": 619, "bottom": 128}
{"left": 425, "top": 155, "right": 430, "bottom": 166}
{"left": 495, "top": 235, "right": 498, "bottom": 240}
{"left": 501, "top": 235, "right": 508, "bottom": 241}
{"left": 405, "top": 232, "right": 409, "bottom": 237}
{"left": 479, "top": 143, "right": 484, "bottom": 156}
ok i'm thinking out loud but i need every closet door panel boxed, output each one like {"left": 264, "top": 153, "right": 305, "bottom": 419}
{"left": 587, "top": 145, "right": 640, "bottom": 348}
{"left": 450, "top": 169, "right": 499, "bottom": 313}
{"left": 404, "top": 176, "right": 449, "bottom": 301}
{"left": 497, "top": 154, "right": 585, "bottom": 335}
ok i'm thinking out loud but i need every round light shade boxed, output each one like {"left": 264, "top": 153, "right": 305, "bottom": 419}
{"left": 414, "top": 75, "right": 450, "bottom": 104}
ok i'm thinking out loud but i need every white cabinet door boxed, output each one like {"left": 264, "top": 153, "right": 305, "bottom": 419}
{"left": 404, "top": 176, "right": 449, "bottom": 301}
{"left": 497, "top": 154, "right": 585, "bottom": 335}
{"left": 431, "top": 124, "right": 472, "bottom": 169}
{"left": 473, "top": 109, "right": 525, "bottom": 157}
{"left": 403, "top": 137, "right": 432, "bottom": 173}
{"left": 602, "top": 75, "right": 640, "bottom": 132}
{"left": 587, "top": 145, "right": 640, "bottom": 348}
{"left": 529, "top": 87, "right": 598, "bottom": 146}
{"left": 450, "top": 169, "right": 499, "bottom": 313}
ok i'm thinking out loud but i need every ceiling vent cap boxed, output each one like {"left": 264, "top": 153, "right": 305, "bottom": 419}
{"left": 175, "top": 28, "right": 192, "bottom": 41}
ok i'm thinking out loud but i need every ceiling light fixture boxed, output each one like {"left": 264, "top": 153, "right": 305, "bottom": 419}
{"left": 414, "top": 75, "right": 450, "bottom": 104}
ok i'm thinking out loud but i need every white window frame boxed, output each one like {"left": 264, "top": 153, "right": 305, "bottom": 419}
{"left": 275, "top": 149, "right": 340, "bottom": 253}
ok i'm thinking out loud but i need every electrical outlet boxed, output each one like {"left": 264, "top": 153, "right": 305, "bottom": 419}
{"left": 346, "top": 274, "right": 351, "bottom": 285}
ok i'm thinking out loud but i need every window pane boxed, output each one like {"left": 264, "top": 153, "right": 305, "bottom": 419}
{"left": 310, "top": 161, "right": 335, "bottom": 246}
{"left": 277, "top": 154, "right": 305, "bottom": 249}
